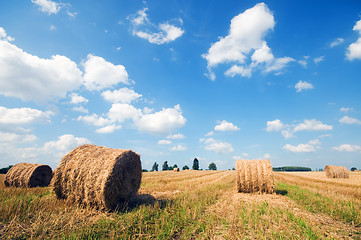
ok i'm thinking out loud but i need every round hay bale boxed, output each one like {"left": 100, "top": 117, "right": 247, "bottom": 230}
{"left": 173, "top": 167, "right": 180, "bottom": 172}
{"left": 235, "top": 159, "right": 274, "bottom": 194}
{"left": 4, "top": 163, "right": 53, "bottom": 188}
{"left": 52, "top": 144, "right": 142, "bottom": 210}
{"left": 324, "top": 165, "right": 349, "bottom": 178}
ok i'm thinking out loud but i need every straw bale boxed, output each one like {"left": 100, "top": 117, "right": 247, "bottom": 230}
{"left": 173, "top": 168, "right": 180, "bottom": 172}
{"left": 4, "top": 163, "right": 52, "bottom": 188}
{"left": 324, "top": 165, "right": 349, "bottom": 178}
{"left": 235, "top": 159, "right": 274, "bottom": 193}
{"left": 52, "top": 144, "right": 142, "bottom": 210}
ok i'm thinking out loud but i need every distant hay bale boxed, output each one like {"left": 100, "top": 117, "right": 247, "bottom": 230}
{"left": 52, "top": 144, "right": 142, "bottom": 210}
{"left": 235, "top": 159, "right": 274, "bottom": 194}
{"left": 173, "top": 167, "right": 180, "bottom": 172}
{"left": 324, "top": 165, "right": 349, "bottom": 178}
{"left": 4, "top": 163, "right": 52, "bottom": 188}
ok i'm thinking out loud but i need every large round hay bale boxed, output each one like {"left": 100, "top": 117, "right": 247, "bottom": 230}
{"left": 324, "top": 165, "right": 349, "bottom": 178}
{"left": 235, "top": 159, "right": 274, "bottom": 194}
{"left": 173, "top": 167, "right": 180, "bottom": 172}
{"left": 4, "top": 163, "right": 53, "bottom": 188}
{"left": 52, "top": 144, "right": 142, "bottom": 210}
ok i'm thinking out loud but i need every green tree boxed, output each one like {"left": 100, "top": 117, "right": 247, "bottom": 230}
{"left": 208, "top": 162, "right": 217, "bottom": 170}
{"left": 162, "top": 161, "right": 169, "bottom": 171}
{"left": 182, "top": 165, "right": 189, "bottom": 170}
{"left": 142, "top": 169, "right": 149, "bottom": 172}
{"left": 173, "top": 164, "right": 178, "bottom": 169}
{"left": 351, "top": 167, "right": 357, "bottom": 171}
{"left": 192, "top": 158, "right": 199, "bottom": 170}
{"left": 0, "top": 165, "right": 13, "bottom": 174}
{"left": 151, "top": 162, "right": 159, "bottom": 171}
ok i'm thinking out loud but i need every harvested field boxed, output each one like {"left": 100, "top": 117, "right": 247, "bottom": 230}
{"left": 0, "top": 170, "right": 360, "bottom": 239}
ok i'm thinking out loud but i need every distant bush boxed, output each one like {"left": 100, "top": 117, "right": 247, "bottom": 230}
{"left": 273, "top": 166, "right": 311, "bottom": 172}
{"left": 0, "top": 165, "right": 13, "bottom": 174}
{"left": 182, "top": 165, "right": 189, "bottom": 170}
{"left": 351, "top": 167, "right": 357, "bottom": 172}
{"left": 142, "top": 169, "right": 149, "bottom": 172}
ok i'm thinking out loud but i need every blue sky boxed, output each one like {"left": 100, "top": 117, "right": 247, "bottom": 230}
{"left": 0, "top": 0, "right": 361, "bottom": 170}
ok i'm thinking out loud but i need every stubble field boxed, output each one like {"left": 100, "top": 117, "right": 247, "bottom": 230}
{"left": 0, "top": 170, "right": 360, "bottom": 239}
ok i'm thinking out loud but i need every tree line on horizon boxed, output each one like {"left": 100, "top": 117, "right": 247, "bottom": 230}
{"left": 142, "top": 158, "right": 217, "bottom": 172}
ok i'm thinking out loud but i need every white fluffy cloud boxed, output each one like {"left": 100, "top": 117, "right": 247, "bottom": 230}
{"left": 95, "top": 124, "right": 122, "bottom": 134}
{"left": 102, "top": 88, "right": 142, "bottom": 104}
{"left": 72, "top": 106, "right": 88, "bottom": 114}
{"left": 77, "top": 114, "right": 112, "bottom": 127}
{"left": 294, "top": 119, "right": 333, "bottom": 132}
{"left": 158, "top": 139, "right": 171, "bottom": 145}
{"left": 339, "top": 116, "right": 361, "bottom": 125}
{"left": 0, "top": 106, "right": 51, "bottom": 125}
{"left": 266, "top": 119, "right": 284, "bottom": 132}
{"left": 0, "top": 27, "right": 14, "bottom": 42}
{"left": 108, "top": 103, "right": 142, "bottom": 123}
{"left": 202, "top": 3, "right": 294, "bottom": 80}
{"left": 283, "top": 139, "right": 321, "bottom": 153}
{"left": 83, "top": 54, "right": 129, "bottom": 91}
{"left": 129, "top": 8, "right": 184, "bottom": 45}
{"left": 214, "top": 120, "right": 240, "bottom": 131}
{"left": 43, "top": 134, "right": 90, "bottom": 152}
{"left": 332, "top": 144, "right": 361, "bottom": 152}
{"left": 170, "top": 144, "right": 187, "bottom": 151}
{"left": 202, "top": 138, "right": 234, "bottom": 154}
{"left": 70, "top": 93, "right": 88, "bottom": 104}
{"left": 0, "top": 39, "right": 83, "bottom": 102}
{"left": 135, "top": 104, "right": 186, "bottom": 135}
{"left": 346, "top": 18, "right": 361, "bottom": 60}
{"left": 283, "top": 143, "right": 316, "bottom": 153}
{"left": 340, "top": 107, "right": 353, "bottom": 113}
{"left": 295, "top": 81, "right": 314, "bottom": 92}
{"left": 31, "top": 0, "right": 62, "bottom": 15}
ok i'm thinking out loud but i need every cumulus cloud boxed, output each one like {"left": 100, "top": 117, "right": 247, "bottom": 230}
{"left": 266, "top": 118, "right": 332, "bottom": 139}
{"left": 0, "top": 106, "right": 51, "bottom": 125}
{"left": 0, "top": 38, "right": 83, "bottom": 102}
{"left": 135, "top": 104, "right": 186, "bottom": 135}
{"left": 266, "top": 119, "right": 284, "bottom": 132}
{"left": 129, "top": 7, "right": 184, "bottom": 45}
{"left": 346, "top": 18, "right": 361, "bottom": 60}
{"left": 77, "top": 114, "right": 112, "bottom": 127}
{"left": 294, "top": 119, "right": 332, "bottom": 132}
{"left": 201, "top": 138, "right": 234, "bottom": 154}
{"left": 108, "top": 103, "right": 142, "bottom": 123}
{"left": 295, "top": 80, "right": 314, "bottom": 92}
{"left": 332, "top": 144, "right": 361, "bottom": 152}
{"left": 158, "top": 139, "right": 171, "bottom": 145}
{"left": 83, "top": 54, "right": 129, "bottom": 91}
{"left": 202, "top": 3, "right": 294, "bottom": 80}
{"left": 31, "top": 0, "right": 62, "bottom": 15}
{"left": 69, "top": 93, "right": 88, "bottom": 104}
{"left": 283, "top": 139, "right": 321, "bottom": 153}
{"left": 170, "top": 144, "right": 187, "bottom": 151}
{"left": 339, "top": 116, "right": 361, "bottom": 125}
{"left": 101, "top": 88, "right": 142, "bottom": 104}
{"left": 0, "top": 27, "right": 15, "bottom": 42}
{"left": 330, "top": 38, "right": 344, "bottom": 48}
{"left": 43, "top": 134, "right": 90, "bottom": 152}
{"left": 283, "top": 143, "right": 316, "bottom": 153}
{"left": 214, "top": 120, "right": 240, "bottom": 131}
{"left": 95, "top": 124, "right": 122, "bottom": 134}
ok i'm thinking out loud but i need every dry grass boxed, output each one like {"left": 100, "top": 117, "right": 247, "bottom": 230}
{"left": 1, "top": 170, "right": 361, "bottom": 239}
